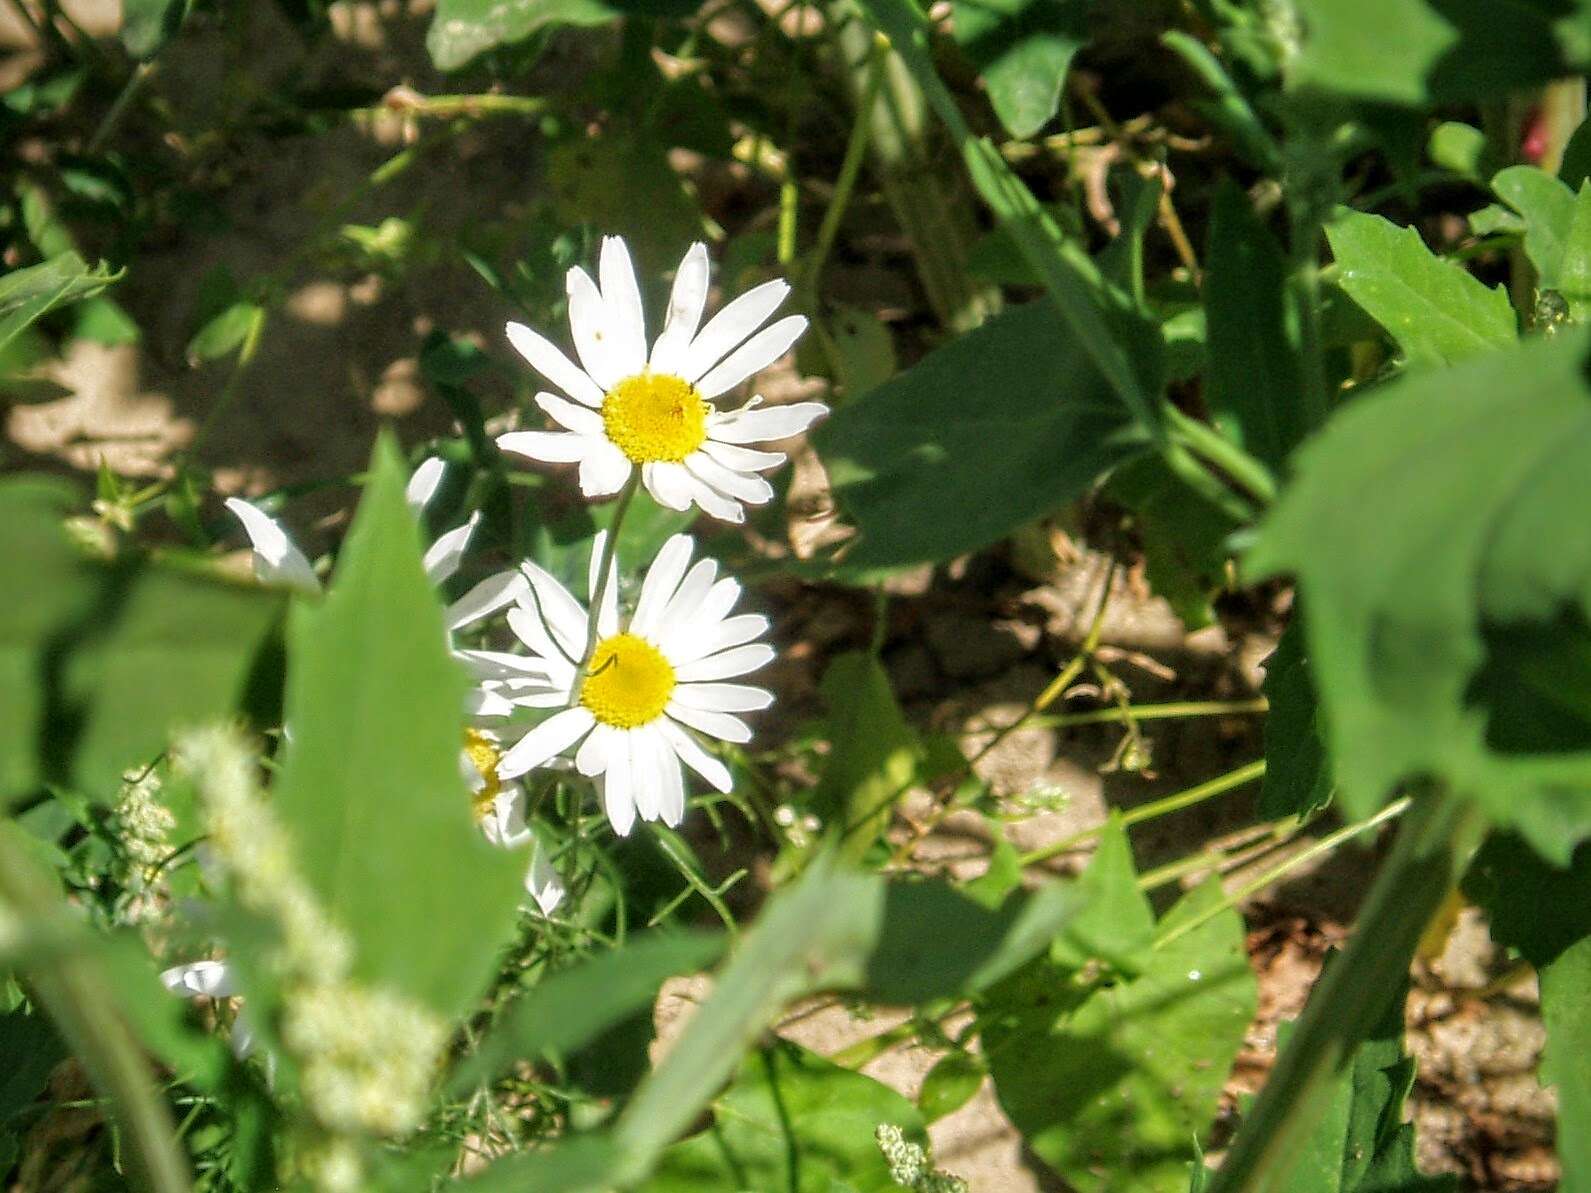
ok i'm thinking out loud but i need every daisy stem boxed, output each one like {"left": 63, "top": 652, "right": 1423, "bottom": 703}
{"left": 572, "top": 471, "right": 642, "bottom": 684}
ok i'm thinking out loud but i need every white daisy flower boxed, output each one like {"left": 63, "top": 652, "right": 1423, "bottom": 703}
{"left": 160, "top": 960, "right": 259, "bottom": 1058}
{"left": 461, "top": 728, "right": 565, "bottom": 916}
{"left": 496, "top": 236, "right": 829, "bottom": 523}
{"left": 493, "top": 532, "right": 774, "bottom": 836}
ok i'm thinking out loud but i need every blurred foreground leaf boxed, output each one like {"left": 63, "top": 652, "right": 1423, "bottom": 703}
{"left": 1258, "top": 618, "right": 1334, "bottom": 820}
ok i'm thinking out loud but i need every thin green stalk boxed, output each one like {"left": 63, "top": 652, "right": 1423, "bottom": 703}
{"left": 1020, "top": 696, "right": 1268, "bottom": 732}
{"left": 1019, "top": 758, "right": 1265, "bottom": 868}
{"left": 573, "top": 471, "right": 641, "bottom": 683}
{"left": 802, "top": 33, "right": 888, "bottom": 294}
{"left": 184, "top": 303, "right": 266, "bottom": 460}
{"left": 1165, "top": 404, "right": 1277, "bottom": 507}
{"left": 1136, "top": 816, "right": 1300, "bottom": 892}
{"left": 87, "top": 62, "right": 156, "bottom": 154}
{"left": 0, "top": 828, "right": 191, "bottom": 1193}
{"left": 1206, "top": 789, "right": 1486, "bottom": 1193}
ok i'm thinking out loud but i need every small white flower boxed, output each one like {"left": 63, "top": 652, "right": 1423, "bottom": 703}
{"left": 160, "top": 960, "right": 259, "bottom": 1057}
{"left": 460, "top": 729, "right": 565, "bottom": 916}
{"left": 492, "top": 532, "right": 773, "bottom": 836}
{"left": 497, "top": 236, "right": 828, "bottom": 523}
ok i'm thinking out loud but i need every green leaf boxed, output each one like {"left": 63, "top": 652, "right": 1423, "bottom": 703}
{"left": 919, "top": 1051, "right": 985, "bottom": 1122}
{"left": 1204, "top": 182, "right": 1309, "bottom": 471}
{"left": 827, "top": 305, "right": 897, "bottom": 398}
{"left": 449, "top": 931, "right": 725, "bottom": 1092}
{"left": 1324, "top": 210, "right": 1517, "bottom": 368}
{"left": 644, "top": 1039, "right": 926, "bottom": 1192}
{"left": 1539, "top": 939, "right": 1591, "bottom": 1193}
{"left": 0, "top": 254, "right": 120, "bottom": 358}
{"left": 1427, "top": 121, "right": 1495, "bottom": 182}
{"left": 1049, "top": 815, "right": 1154, "bottom": 975}
{"left": 814, "top": 299, "right": 1153, "bottom": 574}
{"left": 185, "top": 300, "right": 263, "bottom": 365}
{"left": 272, "top": 435, "right": 523, "bottom": 1015}
{"left": 812, "top": 652, "right": 918, "bottom": 863}
{"left": 0, "top": 479, "right": 283, "bottom": 806}
{"left": 951, "top": 0, "right": 1087, "bottom": 139}
{"left": 984, "top": 880, "right": 1257, "bottom": 1193}
{"left": 121, "top": 0, "right": 188, "bottom": 57}
{"left": 426, "top": 0, "right": 615, "bottom": 70}
{"left": 1562, "top": 117, "right": 1591, "bottom": 191}
{"left": 0, "top": 1005, "right": 64, "bottom": 1127}
{"left": 1290, "top": 0, "right": 1591, "bottom": 106}
{"left": 1491, "top": 166, "right": 1577, "bottom": 290}
{"left": 457, "top": 1133, "right": 625, "bottom": 1193}
{"left": 1268, "top": 966, "right": 1457, "bottom": 1192}
{"left": 1247, "top": 329, "right": 1591, "bottom": 860}
{"left": 1558, "top": 184, "right": 1591, "bottom": 320}
{"left": 1258, "top": 618, "right": 1334, "bottom": 820}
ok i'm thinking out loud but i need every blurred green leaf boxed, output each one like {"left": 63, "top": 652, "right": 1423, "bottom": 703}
{"left": 827, "top": 305, "right": 897, "bottom": 399}
{"left": 1258, "top": 618, "right": 1334, "bottom": 820}
{"left": 1049, "top": 816, "right": 1154, "bottom": 976}
{"left": 426, "top": 0, "right": 614, "bottom": 70}
{"left": 644, "top": 1039, "right": 926, "bottom": 1192}
{"left": 812, "top": 652, "right": 917, "bottom": 864}
{"left": 0, "top": 1005, "right": 64, "bottom": 1127}
{"left": 815, "top": 299, "right": 1153, "bottom": 574}
{"left": 1247, "top": 329, "right": 1591, "bottom": 861}
{"left": 1490, "top": 166, "right": 1577, "bottom": 290}
{"left": 1324, "top": 210, "right": 1516, "bottom": 368}
{"left": 457, "top": 1134, "right": 625, "bottom": 1192}
{"left": 985, "top": 880, "right": 1256, "bottom": 1193}
{"left": 1204, "top": 182, "right": 1308, "bottom": 471}
{"left": 0, "top": 254, "right": 120, "bottom": 358}
{"left": 918, "top": 1050, "right": 985, "bottom": 1122}
{"left": 121, "top": 0, "right": 189, "bottom": 56}
{"left": 185, "top": 300, "right": 262, "bottom": 366}
{"left": 1427, "top": 121, "right": 1495, "bottom": 181}
{"left": 273, "top": 435, "right": 523, "bottom": 1016}
{"left": 951, "top": 0, "right": 1087, "bottom": 139}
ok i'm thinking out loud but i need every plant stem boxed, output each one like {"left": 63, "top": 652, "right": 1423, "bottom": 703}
{"left": 87, "top": 62, "right": 156, "bottom": 154}
{"left": 572, "top": 471, "right": 641, "bottom": 683}
{"left": 0, "top": 827, "right": 192, "bottom": 1193}
{"left": 1018, "top": 696, "right": 1268, "bottom": 732}
{"left": 802, "top": 33, "right": 888, "bottom": 295}
{"left": 1205, "top": 788, "right": 1486, "bottom": 1193}
{"left": 1165, "top": 404, "right": 1277, "bottom": 507}
{"left": 1019, "top": 758, "right": 1265, "bottom": 869}
{"left": 184, "top": 303, "right": 266, "bottom": 460}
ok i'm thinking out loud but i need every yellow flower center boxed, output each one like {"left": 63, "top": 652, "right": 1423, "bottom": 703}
{"left": 579, "top": 633, "right": 676, "bottom": 728}
{"left": 600, "top": 372, "right": 708, "bottom": 464}
{"left": 462, "top": 728, "right": 503, "bottom": 821}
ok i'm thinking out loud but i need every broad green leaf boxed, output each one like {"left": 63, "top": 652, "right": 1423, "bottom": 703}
{"left": 1427, "top": 121, "right": 1495, "bottom": 182}
{"left": 185, "top": 300, "right": 263, "bottom": 365}
{"left": 0, "top": 479, "right": 282, "bottom": 805}
{"left": 951, "top": 0, "right": 1087, "bottom": 139}
{"left": 0, "top": 1006, "right": 64, "bottom": 1127}
{"left": 273, "top": 436, "right": 523, "bottom": 1016}
{"left": 1563, "top": 117, "right": 1591, "bottom": 190}
{"left": 0, "top": 254, "right": 120, "bottom": 358}
{"left": 919, "top": 1051, "right": 985, "bottom": 1122}
{"left": 1049, "top": 815, "right": 1154, "bottom": 975}
{"left": 1290, "top": 0, "right": 1591, "bottom": 106}
{"left": 1324, "top": 210, "right": 1516, "bottom": 368}
{"left": 1268, "top": 968, "right": 1456, "bottom": 1192}
{"left": 827, "top": 304, "right": 897, "bottom": 398}
{"left": 1204, "top": 182, "right": 1309, "bottom": 470}
{"left": 1257, "top": 618, "right": 1334, "bottom": 820}
{"left": 1559, "top": 184, "right": 1591, "bottom": 319}
{"left": 456, "top": 1134, "right": 625, "bottom": 1193}
{"left": 121, "top": 0, "right": 188, "bottom": 56}
{"left": 1465, "top": 834, "right": 1591, "bottom": 1192}
{"left": 1492, "top": 165, "right": 1577, "bottom": 289}
{"left": 812, "top": 652, "right": 917, "bottom": 863}
{"left": 814, "top": 299, "right": 1153, "bottom": 574}
{"left": 984, "top": 880, "right": 1257, "bottom": 1193}
{"left": 644, "top": 1039, "right": 927, "bottom": 1192}
{"left": 449, "top": 931, "right": 725, "bottom": 1092}
{"left": 426, "top": 0, "right": 616, "bottom": 70}
{"left": 1247, "top": 330, "right": 1591, "bottom": 860}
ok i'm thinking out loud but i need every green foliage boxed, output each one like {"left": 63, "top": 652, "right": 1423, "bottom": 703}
{"left": 1048, "top": 815, "right": 1154, "bottom": 975}
{"left": 272, "top": 437, "right": 524, "bottom": 1016}
{"left": 645, "top": 1039, "right": 926, "bottom": 1192}
{"left": 1258, "top": 618, "right": 1334, "bottom": 820}
{"left": 0, "top": 479, "right": 282, "bottom": 807}
{"left": 0, "top": 1005, "right": 64, "bottom": 1152}
{"left": 1324, "top": 210, "right": 1516, "bottom": 367}
{"left": 950, "top": 0, "right": 1086, "bottom": 139}
{"left": 984, "top": 880, "right": 1257, "bottom": 1193}
{"left": 815, "top": 299, "right": 1152, "bottom": 574}
{"left": 427, "top": 0, "right": 695, "bottom": 70}
{"left": 1248, "top": 329, "right": 1591, "bottom": 861}
{"left": 918, "top": 1051, "right": 985, "bottom": 1123}
{"left": 0, "top": 254, "right": 120, "bottom": 359}
{"left": 120, "top": 0, "right": 189, "bottom": 58}
{"left": 811, "top": 652, "right": 917, "bottom": 862}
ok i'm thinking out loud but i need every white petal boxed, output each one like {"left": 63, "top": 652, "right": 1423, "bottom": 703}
{"left": 699, "top": 439, "right": 785, "bottom": 472}
{"left": 537, "top": 391, "right": 604, "bottom": 435}
{"left": 507, "top": 607, "right": 579, "bottom": 671}
{"left": 657, "top": 737, "right": 687, "bottom": 826}
{"left": 526, "top": 843, "right": 566, "bottom": 915}
{"left": 599, "top": 236, "right": 648, "bottom": 377}
{"left": 576, "top": 722, "right": 614, "bottom": 777}
{"left": 642, "top": 460, "right": 695, "bottom": 512}
{"left": 669, "top": 614, "right": 770, "bottom": 666}
{"left": 694, "top": 315, "right": 808, "bottom": 399}
{"left": 630, "top": 727, "right": 664, "bottom": 823}
{"left": 666, "top": 701, "right": 753, "bottom": 744}
{"left": 672, "top": 681, "right": 774, "bottom": 713}
{"left": 649, "top": 242, "right": 710, "bottom": 375}
{"left": 602, "top": 737, "right": 637, "bottom": 836}
{"left": 567, "top": 266, "right": 627, "bottom": 391}
{"left": 422, "top": 512, "right": 479, "bottom": 587}
{"left": 587, "top": 530, "right": 619, "bottom": 639}
{"left": 684, "top": 474, "right": 746, "bottom": 523}
{"left": 224, "top": 498, "right": 320, "bottom": 594}
{"left": 161, "top": 960, "right": 236, "bottom": 998}
{"left": 506, "top": 321, "right": 605, "bottom": 407}
{"left": 454, "top": 648, "right": 552, "bottom": 680}
{"left": 710, "top": 400, "right": 829, "bottom": 445}
{"left": 480, "top": 785, "right": 531, "bottom": 849}
{"left": 669, "top": 577, "right": 742, "bottom": 650}
{"left": 676, "top": 643, "right": 776, "bottom": 683}
{"left": 655, "top": 559, "right": 719, "bottom": 657}
{"left": 660, "top": 719, "right": 733, "bottom": 792}
{"left": 630, "top": 535, "right": 696, "bottom": 638}
{"left": 499, "top": 430, "right": 587, "bottom": 463}
{"left": 466, "top": 686, "right": 519, "bottom": 718}
{"left": 406, "top": 456, "right": 446, "bottom": 512}
{"left": 446, "top": 570, "right": 529, "bottom": 634}
{"left": 498, "top": 707, "right": 595, "bottom": 780}
{"left": 682, "top": 278, "right": 791, "bottom": 382}
{"left": 578, "top": 438, "right": 633, "bottom": 497}
{"left": 684, "top": 454, "right": 775, "bottom": 505}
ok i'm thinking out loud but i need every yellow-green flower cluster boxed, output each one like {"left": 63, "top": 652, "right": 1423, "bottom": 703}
{"left": 875, "top": 1124, "right": 967, "bottom": 1193}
